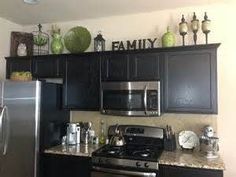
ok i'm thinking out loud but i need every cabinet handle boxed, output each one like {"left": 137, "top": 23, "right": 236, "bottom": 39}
{"left": 144, "top": 85, "right": 148, "bottom": 115}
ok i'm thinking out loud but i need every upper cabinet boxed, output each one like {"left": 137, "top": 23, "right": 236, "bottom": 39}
{"left": 6, "top": 56, "right": 31, "bottom": 79}
{"left": 129, "top": 52, "right": 160, "bottom": 80}
{"left": 101, "top": 51, "right": 160, "bottom": 81}
{"left": 32, "top": 55, "right": 64, "bottom": 78}
{"left": 163, "top": 45, "right": 218, "bottom": 114}
{"left": 62, "top": 54, "right": 100, "bottom": 110}
{"left": 101, "top": 53, "right": 129, "bottom": 81}
{"left": 5, "top": 44, "right": 220, "bottom": 114}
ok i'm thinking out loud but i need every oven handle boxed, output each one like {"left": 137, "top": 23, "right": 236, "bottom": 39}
{"left": 92, "top": 166, "right": 156, "bottom": 177}
{"left": 143, "top": 85, "right": 148, "bottom": 115}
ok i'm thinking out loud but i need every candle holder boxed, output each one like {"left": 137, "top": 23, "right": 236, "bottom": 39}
{"left": 94, "top": 31, "right": 105, "bottom": 52}
{"left": 179, "top": 15, "right": 188, "bottom": 46}
{"left": 191, "top": 12, "right": 200, "bottom": 45}
{"left": 202, "top": 12, "right": 211, "bottom": 44}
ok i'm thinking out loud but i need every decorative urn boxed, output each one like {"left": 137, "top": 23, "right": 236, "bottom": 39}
{"left": 161, "top": 27, "right": 176, "bottom": 47}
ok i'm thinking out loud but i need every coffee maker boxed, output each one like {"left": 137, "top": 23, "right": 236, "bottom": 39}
{"left": 66, "top": 123, "right": 80, "bottom": 145}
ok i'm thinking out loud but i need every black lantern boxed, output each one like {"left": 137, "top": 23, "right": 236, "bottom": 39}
{"left": 94, "top": 32, "right": 105, "bottom": 52}
{"left": 191, "top": 12, "right": 200, "bottom": 45}
{"left": 202, "top": 12, "right": 211, "bottom": 44}
{"left": 179, "top": 15, "right": 188, "bottom": 46}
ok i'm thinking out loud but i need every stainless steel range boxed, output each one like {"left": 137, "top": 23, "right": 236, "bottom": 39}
{"left": 91, "top": 125, "right": 164, "bottom": 177}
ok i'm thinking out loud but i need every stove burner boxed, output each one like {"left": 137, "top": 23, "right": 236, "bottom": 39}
{"left": 108, "top": 149, "right": 119, "bottom": 154}
{"left": 133, "top": 150, "right": 152, "bottom": 158}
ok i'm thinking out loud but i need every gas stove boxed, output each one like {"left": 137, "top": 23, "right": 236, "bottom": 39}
{"left": 92, "top": 125, "right": 164, "bottom": 171}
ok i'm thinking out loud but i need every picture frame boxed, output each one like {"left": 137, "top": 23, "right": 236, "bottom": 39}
{"left": 10, "top": 32, "right": 33, "bottom": 57}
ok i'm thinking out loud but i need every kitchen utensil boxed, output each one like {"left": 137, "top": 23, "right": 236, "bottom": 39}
{"left": 109, "top": 124, "right": 126, "bottom": 146}
{"left": 164, "top": 125, "right": 176, "bottom": 151}
{"left": 178, "top": 130, "right": 199, "bottom": 150}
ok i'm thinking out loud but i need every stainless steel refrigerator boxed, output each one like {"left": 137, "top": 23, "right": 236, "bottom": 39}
{"left": 0, "top": 80, "right": 69, "bottom": 177}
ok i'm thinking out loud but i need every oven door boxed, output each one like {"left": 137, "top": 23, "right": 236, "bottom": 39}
{"left": 92, "top": 166, "right": 157, "bottom": 177}
{"left": 101, "top": 81, "right": 160, "bottom": 116}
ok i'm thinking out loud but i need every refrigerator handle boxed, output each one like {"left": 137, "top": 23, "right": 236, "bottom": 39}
{"left": 3, "top": 106, "right": 9, "bottom": 155}
{"left": 0, "top": 106, "right": 4, "bottom": 144}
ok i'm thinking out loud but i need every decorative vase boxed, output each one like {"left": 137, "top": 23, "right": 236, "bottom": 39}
{"left": 51, "top": 33, "right": 64, "bottom": 54}
{"left": 161, "top": 27, "right": 176, "bottom": 47}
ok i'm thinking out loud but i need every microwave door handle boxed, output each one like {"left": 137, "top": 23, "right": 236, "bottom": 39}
{"left": 144, "top": 85, "right": 148, "bottom": 115}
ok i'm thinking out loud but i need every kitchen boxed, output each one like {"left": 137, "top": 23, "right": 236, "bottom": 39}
{"left": 0, "top": 0, "right": 235, "bottom": 177}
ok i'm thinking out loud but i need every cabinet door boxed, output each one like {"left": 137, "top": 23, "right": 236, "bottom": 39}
{"left": 160, "top": 165, "right": 223, "bottom": 177}
{"left": 101, "top": 53, "right": 129, "bottom": 81}
{"left": 63, "top": 55, "right": 100, "bottom": 110}
{"left": 6, "top": 57, "right": 31, "bottom": 79}
{"left": 32, "top": 56, "right": 63, "bottom": 78}
{"left": 129, "top": 52, "right": 160, "bottom": 80}
{"left": 163, "top": 49, "right": 217, "bottom": 114}
{"left": 42, "top": 154, "right": 91, "bottom": 177}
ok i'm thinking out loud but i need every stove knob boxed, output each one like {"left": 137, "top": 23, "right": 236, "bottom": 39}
{"left": 144, "top": 163, "right": 149, "bottom": 168}
{"left": 105, "top": 159, "right": 110, "bottom": 164}
{"left": 136, "top": 162, "right": 141, "bottom": 167}
{"left": 98, "top": 158, "right": 103, "bottom": 163}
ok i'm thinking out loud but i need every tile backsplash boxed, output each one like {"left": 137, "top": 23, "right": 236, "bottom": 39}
{"left": 71, "top": 111, "right": 217, "bottom": 140}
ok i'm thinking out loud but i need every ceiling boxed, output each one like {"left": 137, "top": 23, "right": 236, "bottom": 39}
{"left": 0, "top": 0, "right": 224, "bottom": 25}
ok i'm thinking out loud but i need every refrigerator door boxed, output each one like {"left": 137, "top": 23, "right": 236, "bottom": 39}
{"left": 0, "top": 81, "right": 41, "bottom": 177}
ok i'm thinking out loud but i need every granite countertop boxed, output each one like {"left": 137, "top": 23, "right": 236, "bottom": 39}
{"left": 159, "top": 150, "right": 225, "bottom": 170}
{"left": 44, "top": 143, "right": 103, "bottom": 157}
{"left": 45, "top": 145, "right": 225, "bottom": 170}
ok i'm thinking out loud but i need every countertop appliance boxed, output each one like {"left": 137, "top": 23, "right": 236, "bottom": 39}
{"left": 91, "top": 125, "right": 164, "bottom": 177}
{"left": 0, "top": 81, "right": 69, "bottom": 177}
{"left": 66, "top": 123, "right": 79, "bottom": 145}
{"left": 200, "top": 126, "right": 219, "bottom": 159}
{"left": 100, "top": 81, "right": 161, "bottom": 116}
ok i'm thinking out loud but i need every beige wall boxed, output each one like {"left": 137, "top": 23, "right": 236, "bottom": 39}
{"left": 23, "top": 2, "right": 236, "bottom": 177}
{"left": 0, "top": 17, "right": 22, "bottom": 79}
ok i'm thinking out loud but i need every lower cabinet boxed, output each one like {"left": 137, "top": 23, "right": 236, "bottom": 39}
{"left": 42, "top": 154, "right": 91, "bottom": 177}
{"left": 159, "top": 165, "right": 223, "bottom": 177}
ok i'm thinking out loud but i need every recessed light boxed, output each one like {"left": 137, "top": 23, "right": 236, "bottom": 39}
{"left": 24, "top": 0, "right": 40, "bottom": 4}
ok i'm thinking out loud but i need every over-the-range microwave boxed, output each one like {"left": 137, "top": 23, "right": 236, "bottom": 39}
{"left": 100, "top": 81, "right": 161, "bottom": 116}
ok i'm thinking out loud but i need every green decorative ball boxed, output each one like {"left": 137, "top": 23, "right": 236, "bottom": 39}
{"left": 64, "top": 26, "right": 91, "bottom": 53}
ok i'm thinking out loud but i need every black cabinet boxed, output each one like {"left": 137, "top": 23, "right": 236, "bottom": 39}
{"left": 129, "top": 52, "right": 160, "bottom": 80}
{"left": 63, "top": 54, "right": 100, "bottom": 110}
{"left": 101, "top": 53, "right": 129, "bottom": 81}
{"left": 32, "top": 55, "right": 63, "bottom": 78}
{"left": 163, "top": 47, "right": 218, "bottom": 114}
{"left": 5, "top": 44, "right": 219, "bottom": 114}
{"left": 101, "top": 51, "right": 160, "bottom": 81}
{"left": 6, "top": 56, "right": 31, "bottom": 79}
{"left": 160, "top": 165, "right": 223, "bottom": 177}
{"left": 42, "top": 154, "right": 91, "bottom": 177}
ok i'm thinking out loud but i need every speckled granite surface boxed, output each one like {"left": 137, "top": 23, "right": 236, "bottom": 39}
{"left": 45, "top": 145, "right": 225, "bottom": 170}
{"left": 44, "top": 144, "right": 103, "bottom": 157}
{"left": 159, "top": 150, "right": 225, "bottom": 170}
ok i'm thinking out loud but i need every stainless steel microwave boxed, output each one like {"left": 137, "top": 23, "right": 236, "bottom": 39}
{"left": 100, "top": 81, "right": 161, "bottom": 116}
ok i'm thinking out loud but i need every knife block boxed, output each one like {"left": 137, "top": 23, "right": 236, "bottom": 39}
{"left": 164, "top": 134, "right": 177, "bottom": 151}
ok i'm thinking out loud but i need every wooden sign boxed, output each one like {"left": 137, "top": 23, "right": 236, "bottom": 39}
{"left": 10, "top": 32, "right": 33, "bottom": 57}
{"left": 112, "top": 38, "right": 157, "bottom": 51}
